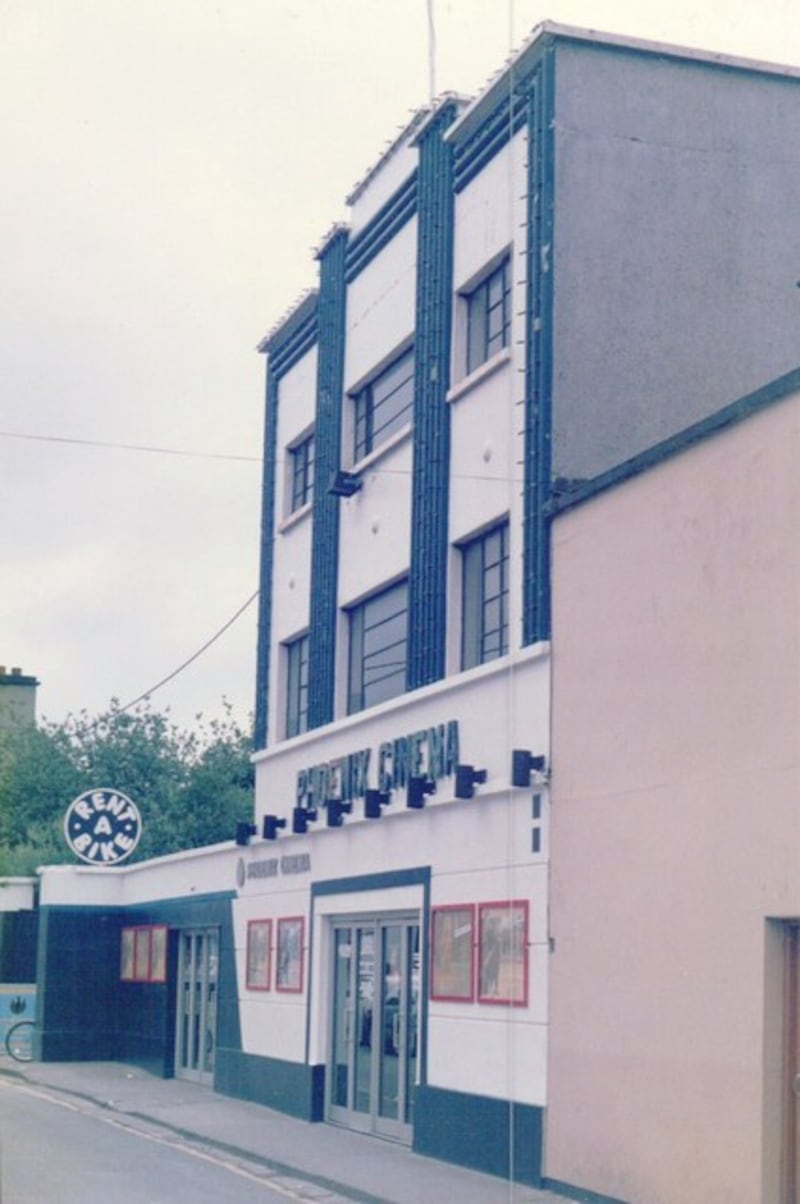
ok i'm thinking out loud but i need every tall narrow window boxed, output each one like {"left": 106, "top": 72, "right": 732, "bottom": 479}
{"left": 466, "top": 259, "right": 510, "bottom": 374}
{"left": 461, "top": 522, "right": 509, "bottom": 670}
{"left": 289, "top": 432, "right": 314, "bottom": 513}
{"left": 348, "top": 580, "right": 408, "bottom": 714}
{"left": 285, "top": 633, "right": 309, "bottom": 737}
{"left": 353, "top": 347, "right": 415, "bottom": 462}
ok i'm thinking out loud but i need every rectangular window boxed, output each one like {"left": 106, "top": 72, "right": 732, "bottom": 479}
{"left": 353, "top": 346, "right": 414, "bottom": 462}
{"left": 121, "top": 928, "right": 135, "bottom": 980}
{"left": 150, "top": 926, "right": 167, "bottom": 981}
{"left": 348, "top": 579, "right": 408, "bottom": 714}
{"left": 120, "top": 925, "right": 168, "bottom": 983}
{"left": 461, "top": 521, "right": 509, "bottom": 670}
{"left": 286, "top": 633, "right": 309, "bottom": 738}
{"left": 466, "top": 258, "right": 510, "bottom": 374}
{"left": 289, "top": 432, "right": 314, "bottom": 513}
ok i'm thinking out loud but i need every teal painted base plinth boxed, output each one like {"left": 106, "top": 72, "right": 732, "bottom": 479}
{"left": 413, "top": 1084, "right": 543, "bottom": 1186}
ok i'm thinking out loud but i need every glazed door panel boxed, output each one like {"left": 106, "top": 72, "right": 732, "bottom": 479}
{"left": 176, "top": 928, "right": 218, "bottom": 1084}
{"left": 328, "top": 915, "right": 419, "bottom": 1143}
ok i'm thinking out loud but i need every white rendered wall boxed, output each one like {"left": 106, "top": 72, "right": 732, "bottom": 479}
{"left": 39, "top": 842, "right": 241, "bottom": 909}
{"left": 336, "top": 436, "right": 413, "bottom": 611}
{"left": 343, "top": 218, "right": 417, "bottom": 396}
{"left": 274, "top": 346, "right": 317, "bottom": 522}
{"left": 253, "top": 645, "right": 548, "bottom": 823}
{"left": 245, "top": 114, "right": 549, "bottom": 1109}
{"left": 336, "top": 218, "right": 417, "bottom": 713}
{"left": 448, "top": 128, "right": 529, "bottom": 669}
{"left": 451, "top": 129, "right": 526, "bottom": 304}
{"left": 0, "top": 878, "right": 36, "bottom": 911}
{"left": 267, "top": 347, "right": 316, "bottom": 745}
{"left": 249, "top": 646, "right": 550, "bottom": 1102}
{"left": 348, "top": 139, "right": 418, "bottom": 236}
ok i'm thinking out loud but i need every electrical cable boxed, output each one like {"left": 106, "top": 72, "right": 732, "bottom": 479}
{"left": 1, "top": 425, "right": 531, "bottom": 484}
{"left": 118, "top": 589, "right": 259, "bottom": 712}
{"left": 0, "top": 429, "right": 260, "bottom": 463}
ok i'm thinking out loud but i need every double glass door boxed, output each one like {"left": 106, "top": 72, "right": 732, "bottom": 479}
{"left": 329, "top": 915, "right": 420, "bottom": 1142}
{"left": 175, "top": 928, "right": 218, "bottom": 1084}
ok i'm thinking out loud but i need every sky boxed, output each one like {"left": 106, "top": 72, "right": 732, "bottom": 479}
{"left": 3, "top": 0, "right": 800, "bottom": 735}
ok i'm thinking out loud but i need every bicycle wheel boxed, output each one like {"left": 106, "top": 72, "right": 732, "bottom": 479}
{"left": 5, "top": 1019, "right": 34, "bottom": 1063}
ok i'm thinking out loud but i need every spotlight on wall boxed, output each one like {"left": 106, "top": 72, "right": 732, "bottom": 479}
{"left": 325, "top": 798, "right": 353, "bottom": 828}
{"left": 364, "top": 789, "right": 391, "bottom": 819}
{"left": 454, "top": 764, "right": 488, "bottom": 799}
{"left": 235, "top": 821, "right": 257, "bottom": 846}
{"left": 328, "top": 470, "right": 362, "bottom": 498}
{"left": 292, "top": 806, "right": 318, "bottom": 835}
{"left": 407, "top": 776, "right": 436, "bottom": 810}
{"left": 262, "top": 815, "right": 287, "bottom": 840}
{"left": 511, "top": 749, "right": 548, "bottom": 788}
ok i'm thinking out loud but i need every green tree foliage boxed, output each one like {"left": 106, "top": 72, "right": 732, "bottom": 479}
{"left": 0, "top": 701, "right": 254, "bottom": 875}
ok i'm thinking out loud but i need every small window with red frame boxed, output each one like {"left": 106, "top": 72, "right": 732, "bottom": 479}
{"left": 120, "top": 925, "right": 168, "bottom": 984}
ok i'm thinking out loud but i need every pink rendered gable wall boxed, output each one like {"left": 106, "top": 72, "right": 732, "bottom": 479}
{"left": 546, "top": 386, "right": 800, "bottom": 1204}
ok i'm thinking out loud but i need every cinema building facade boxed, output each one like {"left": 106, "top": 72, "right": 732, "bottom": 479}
{"left": 34, "top": 25, "right": 800, "bottom": 1203}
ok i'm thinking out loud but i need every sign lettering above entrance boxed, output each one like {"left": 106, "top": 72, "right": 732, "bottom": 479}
{"left": 236, "top": 852, "right": 312, "bottom": 888}
{"left": 63, "top": 788, "right": 142, "bottom": 865}
{"left": 296, "top": 720, "right": 460, "bottom": 810}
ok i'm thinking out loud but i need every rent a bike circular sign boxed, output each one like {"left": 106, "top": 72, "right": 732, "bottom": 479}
{"left": 63, "top": 788, "right": 142, "bottom": 865}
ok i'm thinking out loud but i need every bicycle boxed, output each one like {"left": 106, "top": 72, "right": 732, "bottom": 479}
{"left": 5, "top": 1019, "right": 34, "bottom": 1063}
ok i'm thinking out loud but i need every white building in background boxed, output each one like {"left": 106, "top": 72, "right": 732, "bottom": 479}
{"left": 33, "top": 24, "right": 800, "bottom": 1201}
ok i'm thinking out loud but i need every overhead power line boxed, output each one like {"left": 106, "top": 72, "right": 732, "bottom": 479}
{"left": 0, "top": 426, "right": 529, "bottom": 485}
{"left": 119, "top": 589, "right": 260, "bottom": 713}
{"left": 0, "top": 429, "right": 260, "bottom": 463}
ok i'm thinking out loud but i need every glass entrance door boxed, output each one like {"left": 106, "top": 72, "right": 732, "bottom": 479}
{"left": 175, "top": 928, "right": 218, "bottom": 1084}
{"left": 329, "top": 916, "right": 420, "bottom": 1143}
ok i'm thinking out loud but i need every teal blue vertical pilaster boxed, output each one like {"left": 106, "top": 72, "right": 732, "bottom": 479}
{"left": 308, "top": 227, "right": 348, "bottom": 729}
{"left": 254, "top": 370, "right": 280, "bottom": 749}
{"left": 407, "top": 102, "right": 458, "bottom": 690}
{"left": 523, "top": 54, "right": 555, "bottom": 645}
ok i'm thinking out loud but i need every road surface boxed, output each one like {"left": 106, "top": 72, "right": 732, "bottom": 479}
{"left": 0, "top": 1076, "right": 353, "bottom": 1203}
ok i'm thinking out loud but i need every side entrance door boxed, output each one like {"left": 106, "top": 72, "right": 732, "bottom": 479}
{"left": 175, "top": 928, "right": 219, "bottom": 1084}
{"left": 784, "top": 923, "right": 800, "bottom": 1204}
{"left": 328, "top": 915, "right": 420, "bottom": 1143}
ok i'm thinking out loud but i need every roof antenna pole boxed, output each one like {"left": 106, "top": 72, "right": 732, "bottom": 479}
{"left": 427, "top": 0, "right": 436, "bottom": 101}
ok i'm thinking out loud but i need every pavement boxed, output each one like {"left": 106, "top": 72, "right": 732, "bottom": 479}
{"left": 0, "top": 1055, "right": 568, "bottom": 1204}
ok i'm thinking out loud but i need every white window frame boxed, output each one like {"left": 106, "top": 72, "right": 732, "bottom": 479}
{"left": 284, "top": 632, "right": 309, "bottom": 738}
{"left": 451, "top": 249, "right": 513, "bottom": 390}
{"left": 346, "top": 578, "right": 409, "bottom": 715}
{"left": 464, "top": 256, "right": 511, "bottom": 375}
{"left": 286, "top": 428, "right": 315, "bottom": 517}
{"left": 350, "top": 346, "right": 415, "bottom": 464}
{"left": 459, "top": 520, "right": 510, "bottom": 670}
